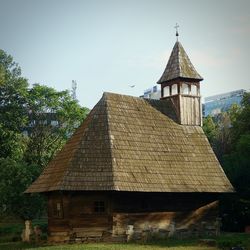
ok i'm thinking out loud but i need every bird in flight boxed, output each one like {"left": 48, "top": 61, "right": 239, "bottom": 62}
{"left": 129, "top": 85, "right": 135, "bottom": 88}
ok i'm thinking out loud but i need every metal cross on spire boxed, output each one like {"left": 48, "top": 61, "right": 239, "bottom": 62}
{"left": 174, "top": 23, "right": 179, "bottom": 41}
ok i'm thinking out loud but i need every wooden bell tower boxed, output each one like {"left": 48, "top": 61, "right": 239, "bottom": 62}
{"left": 157, "top": 39, "right": 203, "bottom": 126}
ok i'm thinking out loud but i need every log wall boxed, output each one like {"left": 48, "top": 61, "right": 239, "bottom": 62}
{"left": 47, "top": 191, "right": 220, "bottom": 243}
{"left": 47, "top": 192, "right": 112, "bottom": 242}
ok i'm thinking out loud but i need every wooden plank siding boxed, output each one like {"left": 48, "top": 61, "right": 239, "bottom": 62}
{"left": 47, "top": 192, "right": 113, "bottom": 242}
{"left": 180, "top": 95, "right": 201, "bottom": 126}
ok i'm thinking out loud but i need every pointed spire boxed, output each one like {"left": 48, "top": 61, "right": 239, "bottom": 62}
{"left": 157, "top": 41, "right": 203, "bottom": 84}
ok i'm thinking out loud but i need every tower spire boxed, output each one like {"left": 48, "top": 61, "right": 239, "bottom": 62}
{"left": 174, "top": 23, "right": 179, "bottom": 41}
{"left": 157, "top": 38, "right": 203, "bottom": 126}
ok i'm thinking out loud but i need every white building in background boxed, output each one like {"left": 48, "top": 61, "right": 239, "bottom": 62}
{"left": 142, "top": 85, "right": 161, "bottom": 100}
{"left": 204, "top": 89, "right": 246, "bottom": 117}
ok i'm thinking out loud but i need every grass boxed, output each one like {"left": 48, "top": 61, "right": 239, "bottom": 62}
{"left": 0, "top": 235, "right": 250, "bottom": 250}
{"left": 0, "top": 221, "right": 249, "bottom": 250}
{"left": 0, "top": 241, "right": 219, "bottom": 250}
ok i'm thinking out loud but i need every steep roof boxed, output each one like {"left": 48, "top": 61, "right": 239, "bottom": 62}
{"left": 26, "top": 92, "right": 233, "bottom": 193}
{"left": 157, "top": 41, "right": 203, "bottom": 83}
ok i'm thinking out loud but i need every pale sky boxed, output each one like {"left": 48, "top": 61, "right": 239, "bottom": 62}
{"left": 0, "top": 0, "right": 249, "bottom": 108}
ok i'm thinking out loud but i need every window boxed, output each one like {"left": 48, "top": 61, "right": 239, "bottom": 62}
{"left": 94, "top": 201, "right": 105, "bottom": 213}
{"left": 171, "top": 84, "right": 178, "bottom": 95}
{"left": 181, "top": 83, "right": 189, "bottom": 95}
{"left": 53, "top": 201, "right": 63, "bottom": 218}
{"left": 191, "top": 85, "right": 198, "bottom": 95}
{"left": 163, "top": 86, "right": 170, "bottom": 97}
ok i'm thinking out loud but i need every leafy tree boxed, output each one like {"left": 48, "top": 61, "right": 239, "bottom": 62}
{"left": 0, "top": 49, "right": 29, "bottom": 159}
{"left": 230, "top": 93, "right": 250, "bottom": 147}
{"left": 0, "top": 49, "right": 89, "bottom": 220}
{"left": 203, "top": 94, "right": 250, "bottom": 231}
{"left": 214, "top": 112, "right": 232, "bottom": 160}
{"left": 203, "top": 113, "right": 231, "bottom": 161}
{"left": 219, "top": 93, "right": 250, "bottom": 231}
{"left": 0, "top": 158, "right": 45, "bottom": 219}
{"left": 24, "top": 84, "right": 89, "bottom": 167}
{"left": 202, "top": 115, "right": 217, "bottom": 147}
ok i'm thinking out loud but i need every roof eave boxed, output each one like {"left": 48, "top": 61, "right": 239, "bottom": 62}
{"left": 157, "top": 76, "right": 203, "bottom": 84}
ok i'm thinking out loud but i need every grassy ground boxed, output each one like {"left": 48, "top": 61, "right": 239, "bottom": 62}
{"left": 0, "top": 235, "right": 250, "bottom": 250}
{"left": 0, "top": 221, "right": 249, "bottom": 250}
{"left": 0, "top": 241, "right": 219, "bottom": 250}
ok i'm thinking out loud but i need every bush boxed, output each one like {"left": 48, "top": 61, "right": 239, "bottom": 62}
{"left": 216, "top": 233, "right": 250, "bottom": 250}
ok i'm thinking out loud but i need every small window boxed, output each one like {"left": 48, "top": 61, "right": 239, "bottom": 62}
{"left": 94, "top": 201, "right": 105, "bottom": 213}
{"left": 171, "top": 84, "right": 178, "bottom": 95}
{"left": 191, "top": 85, "right": 197, "bottom": 95}
{"left": 163, "top": 86, "right": 170, "bottom": 97}
{"left": 53, "top": 201, "right": 63, "bottom": 218}
{"left": 181, "top": 83, "right": 189, "bottom": 95}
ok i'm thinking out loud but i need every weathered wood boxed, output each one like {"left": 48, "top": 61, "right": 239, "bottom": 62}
{"left": 180, "top": 95, "right": 201, "bottom": 125}
{"left": 46, "top": 191, "right": 220, "bottom": 242}
{"left": 47, "top": 191, "right": 113, "bottom": 242}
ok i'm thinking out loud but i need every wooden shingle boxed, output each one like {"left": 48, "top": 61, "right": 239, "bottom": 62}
{"left": 26, "top": 92, "right": 233, "bottom": 193}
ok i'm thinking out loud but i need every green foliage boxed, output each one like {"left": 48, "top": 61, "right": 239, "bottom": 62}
{"left": 216, "top": 233, "right": 250, "bottom": 249}
{"left": 231, "top": 93, "right": 250, "bottom": 148}
{"left": 203, "top": 93, "right": 250, "bottom": 232}
{"left": 220, "top": 94, "right": 250, "bottom": 232}
{"left": 0, "top": 49, "right": 29, "bottom": 159}
{"left": 0, "top": 158, "right": 45, "bottom": 219}
{"left": 0, "top": 219, "right": 47, "bottom": 244}
{"left": 0, "top": 49, "right": 89, "bottom": 220}
{"left": 202, "top": 115, "right": 217, "bottom": 143}
{"left": 0, "top": 233, "right": 250, "bottom": 249}
{"left": 0, "top": 222, "right": 23, "bottom": 243}
{"left": 24, "top": 84, "right": 89, "bottom": 166}
{"left": 203, "top": 112, "right": 232, "bottom": 161}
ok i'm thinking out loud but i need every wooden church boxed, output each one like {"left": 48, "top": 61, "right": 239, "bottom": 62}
{"left": 26, "top": 38, "right": 234, "bottom": 243}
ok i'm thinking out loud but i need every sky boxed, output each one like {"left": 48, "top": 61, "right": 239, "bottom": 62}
{"left": 0, "top": 0, "right": 249, "bottom": 109}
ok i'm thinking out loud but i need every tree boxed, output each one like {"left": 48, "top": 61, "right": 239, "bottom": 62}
{"left": 203, "top": 95, "right": 250, "bottom": 231}
{"left": 219, "top": 93, "right": 250, "bottom": 231}
{"left": 0, "top": 158, "right": 45, "bottom": 219}
{"left": 0, "top": 49, "right": 29, "bottom": 159}
{"left": 0, "top": 49, "right": 89, "bottom": 220}
{"left": 202, "top": 115, "right": 217, "bottom": 144}
{"left": 203, "top": 113, "right": 231, "bottom": 161}
{"left": 214, "top": 112, "right": 232, "bottom": 160}
{"left": 24, "top": 84, "right": 89, "bottom": 167}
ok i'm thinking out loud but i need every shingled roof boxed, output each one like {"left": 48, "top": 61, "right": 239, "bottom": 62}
{"left": 157, "top": 41, "right": 203, "bottom": 83}
{"left": 26, "top": 92, "right": 233, "bottom": 194}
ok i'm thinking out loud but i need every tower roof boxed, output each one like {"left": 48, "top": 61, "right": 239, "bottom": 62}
{"left": 26, "top": 92, "right": 233, "bottom": 194}
{"left": 157, "top": 41, "right": 203, "bottom": 84}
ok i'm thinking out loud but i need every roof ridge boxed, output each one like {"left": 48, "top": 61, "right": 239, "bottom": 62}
{"left": 25, "top": 111, "right": 95, "bottom": 192}
{"left": 176, "top": 42, "right": 181, "bottom": 77}
{"left": 59, "top": 93, "right": 116, "bottom": 191}
{"left": 103, "top": 91, "right": 141, "bottom": 100}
